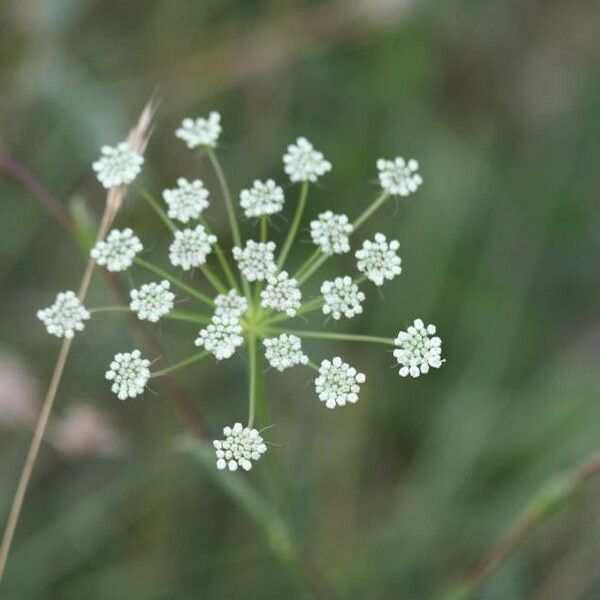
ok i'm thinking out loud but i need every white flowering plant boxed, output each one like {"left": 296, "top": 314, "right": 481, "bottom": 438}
{"left": 37, "top": 110, "right": 445, "bottom": 473}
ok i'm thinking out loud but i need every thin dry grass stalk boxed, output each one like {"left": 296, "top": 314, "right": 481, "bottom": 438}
{"left": 0, "top": 99, "right": 156, "bottom": 582}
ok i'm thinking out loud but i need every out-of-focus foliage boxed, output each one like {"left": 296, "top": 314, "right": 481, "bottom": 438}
{"left": 1, "top": 1, "right": 600, "bottom": 598}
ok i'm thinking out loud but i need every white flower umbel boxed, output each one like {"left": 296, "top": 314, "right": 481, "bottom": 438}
{"left": 232, "top": 240, "right": 277, "bottom": 282}
{"left": 355, "top": 233, "right": 402, "bottom": 286}
{"left": 213, "top": 422, "right": 267, "bottom": 471}
{"left": 214, "top": 289, "right": 249, "bottom": 319}
{"left": 263, "top": 334, "right": 308, "bottom": 372}
{"left": 310, "top": 211, "right": 353, "bottom": 255}
{"left": 162, "top": 178, "right": 209, "bottom": 223}
{"left": 394, "top": 318, "right": 444, "bottom": 378}
{"left": 315, "top": 357, "right": 366, "bottom": 409}
{"left": 321, "top": 276, "right": 365, "bottom": 320}
{"left": 175, "top": 112, "right": 221, "bottom": 149}
{"left": 169, "top": 225, "right": 217, "bottom": 271}
{"left": 105, "top": 350, "right": 151, "bottom": 400}
{"left": 283, "top": 136, "right": 332, "bottom": 183}
{"left": 91, "top": 228, "right": 143, "bottom": 272}
{"left": 239, "top": 179, "right": 284, "bottom": 218}
{"left": 37, "top": 291, "right": 90, "bottom": 339}
{"left": 92, "top": 142, "right": 144, "bottom": 189}
{"left": 260, "top": 271, "right": 302, "bottom": 317}
{"left": 194, "top": 315, "right": 243, "bottom": 360}
{"left": 129, "top": 280, "right": 175, "bottom": 323}
{"left": 377, "top": 157, "right": 423, "bottom": 197}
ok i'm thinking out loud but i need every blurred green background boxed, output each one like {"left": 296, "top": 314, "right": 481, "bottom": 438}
{"left": 1, "top": 1, "right": 600, "bottom": 598}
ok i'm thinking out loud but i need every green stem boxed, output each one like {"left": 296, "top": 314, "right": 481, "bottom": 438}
{"left": 151, "top": 350, "right": 209, "bottom": 378}
{"left": 91, "top": 306, "right": 211, "bottom": 324}
{"left": 201, "top": 263, "right": 227, "bottom": 294}
{"left": 200, "top": 217, "right": 239, "bottom": 292}
{"left": 135, "top": 257, "right": 214, "bottom": 308}
{"left": 168, "top": 310, "right": 212, "bottom": 325}
{"left": 266, "top": 297, "right": 324, "bottom": 325}
{"left": 297, "top": 254, "right": 328, "bottom": 286}
{"left": 260, "top": 215, "right": 268, "bottom": 243}
{"left": 277, "top": 182, "right": 309, "bottom": 269}
{"left": 352, "top": 191, "right": 389, "bottom": 229}
{"left": 294, "top": 192, "right": 390, "bottom": 286}
{"left": 90, "top": 305, "right": 131, "bottom": 314}
{"left": 206, "top": 148, "right": 242, "bottom": 248}
{"left": 267, "top": 328, "right": 395, "bottom": 346}
{"left": 247, "top": 334, "right": 258, "bottom": 428}
{"left": 294, "top": 248, "right": 321, "bottom": 280}
{"left": 136, "top": 185, "right": 176, "bottom": 233}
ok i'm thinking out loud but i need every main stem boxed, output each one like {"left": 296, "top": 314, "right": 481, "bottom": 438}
{"left": 277, "top": 182, "right": 309, "bottom": 269}
{"left": 247, "top": 334, "right": 258, "bottom": 428}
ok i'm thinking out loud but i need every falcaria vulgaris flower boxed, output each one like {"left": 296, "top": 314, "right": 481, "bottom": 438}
{"left": 43, "top": 108, "right": 444, "bottom": 474}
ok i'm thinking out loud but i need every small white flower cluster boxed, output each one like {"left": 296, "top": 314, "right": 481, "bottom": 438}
{"left": 169, "top": 225, "right": 217, "bottom": 271}
{"left": 232, "top": 240, "right": 277, "bottom": 282}
{"left": 175, "top": 112, "right": 221, "bottom": 149}
{"left": 394, "top": 319, "right": 444, "bottom": 378}
{"left": 260, "top": 271, "right": 302, "bottom": 317}
{"left": 315, "top": 357, "right": 366, "bottom": 409}
{"left": 377, "top": 157, "right": 423, "bottom": 197}
{"left": 162, "top": 178, "right": 209, "bottom": 223}
{"left": 321, "top": 276, "right": 365, "bottom": 320}
{"left": 263, "top": 334, "right": 308, "bottom": 371}
{"left": 91, "top": 228, "right": 143, "bottom": 272}
{"left": 129, "top": 280, "right": 175, "bottom": 323}
{"left": 283, "top": 137, "right": 332, "bottom": 183}
{"left": 37, "top": 291, "right": 90, "bottom": 339}
{"left": 355, "top": 233, "right": 402, "bottom": 286}
{"left": 214, "top": 289, "right": 248, "bottom": 320}
{"left": 195, "top": 315, "right": 244, "bottom": 360}
{"left": 310, "top": 211, "right": 353, "bottom": 255}
{"left": 105, "top": 350, "right": 151, "bottom": 400}
{"left": 213, "top": 422, "right": 267, "bottom": 471}
{"left": 92, "top": 142, "right": 144, "bottom": 189}
{"left": 239, "top": 179, "right": 284, "bottom": 218}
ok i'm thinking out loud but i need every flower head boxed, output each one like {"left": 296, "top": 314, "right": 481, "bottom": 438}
{"left": 169, "top": 225, "right": 217, "bottom": 271}
{"left": 91, "top": 228, "right": 143, "bottom": 272}
{"left": 232, "top": 240, "right": 277, "bottom": 282}
{"left": 263, "top": 334, "right": 308, "bottom": 371}
{"left": 129, "top": 280, "right": 175, "bottom": 322}
{"left": 355, "top": 233, "right": 402, "bottom": 286}
{"left": 162, "top": 178, "right": 209, "bottom": 223}
{"left": 105, "top": 350, "right": 150, "bottom": 400}
{"left": 213, "top": 422, "right": 267, "bottom": 471}
{"left": 321, "top": 276, "right": 365, "bottom": 320}
{"left": 239, "top": 179, "right": 284, "bottom": 218}
{"left": 175, "top": 112, "right": 221, "bottom": 149}
{"left": 310, "top": 211, "right": 353, "bottom": 255}
{"left": 377, "top": 157, "right": 423, "bottom": 197}
{"left": 92, "top": 142, "right": 144, "bottom": 189}
{"left": 37, "top": 291, "right": 90, "bottom": 339}
{"left": 394, "top": 318, "right": 444, "bottom": 378}
{"left": 214, "top": 289, "right": 249, "bottom": 319}
{"left": 260, "top": 271, "right": 302, "bottom": 317}
{"left": 194, "top": 315, "right": 243, "bottom": 360}
{"left": 283, "top": 137, "right": 332, "bottom": 183}
{"left": 315, "top": 357, "right": 365, "bottom": 409}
